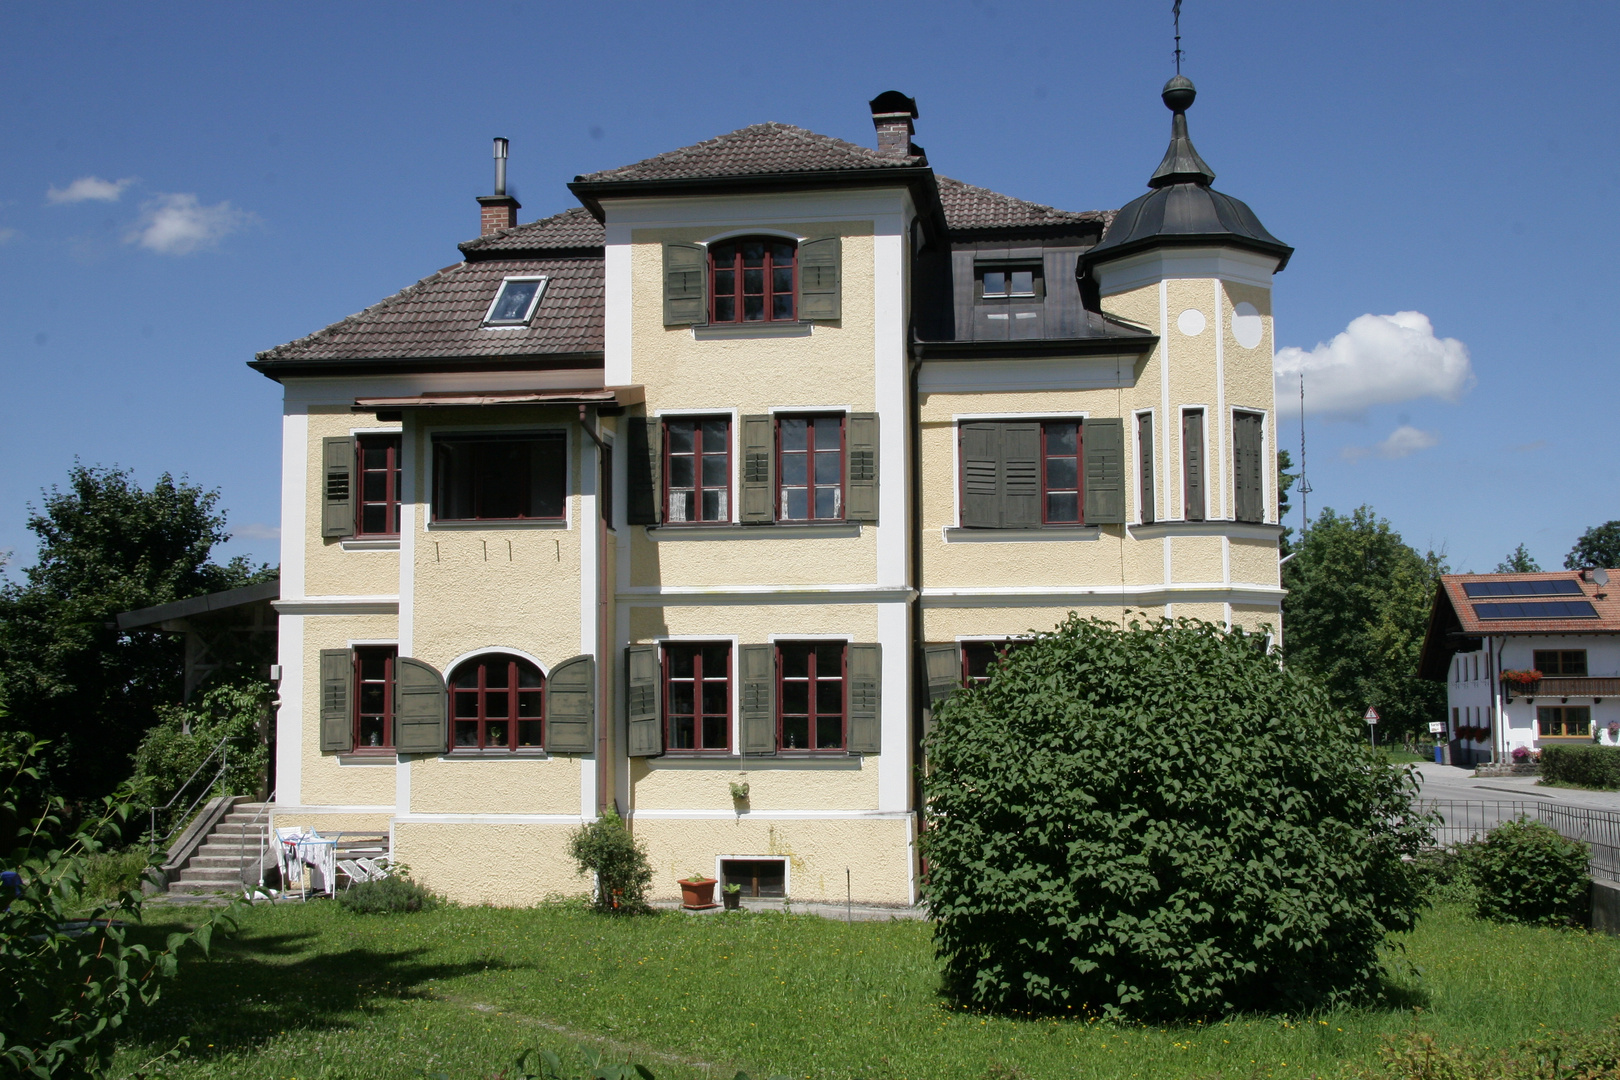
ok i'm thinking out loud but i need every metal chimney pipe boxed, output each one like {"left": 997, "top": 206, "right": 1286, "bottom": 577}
{"left": 493, "top": 137, "right": 509, "bottom": 197}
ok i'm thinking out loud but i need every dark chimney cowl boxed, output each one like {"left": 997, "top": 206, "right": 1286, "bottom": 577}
{"left": 477, "top": 136, "right": 520, "bottom": 236}
{"left": 869, "top": 91, "right": 920, "bottom": 158}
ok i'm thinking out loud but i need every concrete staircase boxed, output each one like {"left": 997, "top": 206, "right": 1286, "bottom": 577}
{"left": 166, "top": 800, "right": 273, "bottom": 896}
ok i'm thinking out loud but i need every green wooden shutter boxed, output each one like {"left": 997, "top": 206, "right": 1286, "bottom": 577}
{"left": 960, "top": 422, "right": 1001, "bottom": 529}
{"left": 845, "top": 412, "right": 879, "bottom": 523}
{"left": 663, "top": 242, "right": 707, "bottom": 325}
{"left": 740, "top": 644, "right": 775, "bottom": 756}
{"left": 322, "top": 437, "right": 356, "bottom": 538}
{"left": 394, "top": 657, "right": 448, "bottom": 755}
{"left": 1183, "top": 410, "right": 1206, "bottom": 522}
{"left": 1001, "top": 422, "right": 1041, "bottom": 529}
{"left": 1233, "top": 411, "right": 1263, "bottom": 523}
{"left": 846, "top": 643, "right": 882, "bottom": 754}
{"left": 625, "top": 644, "right": 662, "bottom": 757}
{"left": 626, "top": 418, "right": 662, "bottom": 525}
{"left": 544, "top": 654, "right": 595, "bottom": 754}
{"left": 739, "top": 414, "right": 775, "bottom": 524}
{"left": 1082, "top": 417, "right": 1125, "bottom": 525}
{"left": 1138, "top": 413, "right": 1155, "bottom": 524}
{"left": 922, "top": 642, "right": 960, "bottom": 737}
{"left": 797, "top": 236, "right": 841, "bottom": 321}
{"left": 319, "top": 649, "right": 353, "bottom": 752}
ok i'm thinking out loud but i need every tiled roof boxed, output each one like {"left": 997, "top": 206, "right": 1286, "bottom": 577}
{"left": 573, "top": 122, "right": 924, "bottom": 184}
{"left": 1439, "top": 572, "right": 1620, "bottom": 636}
{"left": 459, "top": 207, "right": 604, "bottom": 256}
{"left": 254, "top": 257, "right": 602, "bottom": 365}
{"left": 935, "top": 175, "right": 1110, "bottom": 232}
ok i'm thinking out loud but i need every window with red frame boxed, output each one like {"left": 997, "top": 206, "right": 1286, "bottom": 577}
{"left": 778, "top": 641, "right": 845, "bottom": 751}
{"left": 960, "top": 640, "right": 1025, "bottom": 685}
{"left": 1042, "top": 422, "right": 1081, "bottom": 524}
{"left": 433, "top": 433, "right": 566, "bottom": 522}
{"left": 354, "top": 646, "right": 396, "bottom": 749}
{"left": 356, "top": 435, "right": 402, "bottom": 536}
{"left": 779, "top": 416, "right": 844, "bottom": 521}
{"left": 449, "top": 653, "right": 545, "bottom": 750}
{"left": 710, "top": 238, "right": 796, "bottom": 323}
{"left": 664, "top": 642, "right": 731, "bottom": 751}
{"left": 664, "top": 418, "right": 731, "bottom": 523}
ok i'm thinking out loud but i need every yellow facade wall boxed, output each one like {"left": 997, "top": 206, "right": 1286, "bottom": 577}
{"left": 395, "top": 823, "right": 591, "bottom": 906}
{"left": 632, "top": 757, "right": 877, "bottom": 812}
{"left": 408, "top": 755, "right": 584, "bottom": 816}
{"left": 1231, "top": 537, "right": 1281, "bottom": 585}
{"left": 629, "top": 527, "right": 876, "bottom": 588}
{"left": 1170, "top": 535, "right": 1224, "bottom": 583}
{"left": 627, "top": 603, "right": 880, "bottom": 643}
{"left": 303, "top": 408, "right": 401, "bottom": 598}
{"left": 921, "top": 605, "right": 1160, "bottom": 641}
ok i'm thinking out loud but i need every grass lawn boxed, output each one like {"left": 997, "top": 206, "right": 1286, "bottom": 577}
{"left": 110, "top": 899, "right": 1620, "bottom": 1080}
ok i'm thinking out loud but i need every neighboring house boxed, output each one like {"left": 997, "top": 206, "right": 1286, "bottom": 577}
{"left": 1419, "top": 570, "right": 1620, "bottom": 767}
{"left": 253, "top": 81, "right": 1291, "bottom": 906}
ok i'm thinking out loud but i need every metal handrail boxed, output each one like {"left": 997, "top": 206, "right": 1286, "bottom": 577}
{"left": 237, "top": 790, "right": 277, "bottom": 899}
{"left": 148, "top": 735, "right": 232, "bottom": 851}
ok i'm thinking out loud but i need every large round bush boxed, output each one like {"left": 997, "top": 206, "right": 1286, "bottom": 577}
{"left": 921, "top": 615, "right": 1428, "bottom": 1019}
{"left": 1468, "top": 819, "right": 1589, "bottom": 926}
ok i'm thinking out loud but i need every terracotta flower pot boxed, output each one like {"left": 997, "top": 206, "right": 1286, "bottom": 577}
{"left": 680, "top": 877, "right": 718, "bottom": 910}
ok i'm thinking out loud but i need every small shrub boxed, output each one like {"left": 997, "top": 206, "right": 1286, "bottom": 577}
{"left": 337, "top": 874, "right": 440, "bottom": 914}
{"left": 1411, "top": 846, "right": 1477, "bottom": 905}
{"left": 1469, "top": 818, "right": 1589, "bottom": 926}
{"left": 79, "top": 845, "right": 151, "bottom": 899}
{"left": 1364, "top": 1017, "right": 1620, "bottom": 1079}
{"left": 567, "top": 808, "right": 653, "bottom": 914}
{"left": 1541, "top": 744, "right": 1620, "bottom": 790}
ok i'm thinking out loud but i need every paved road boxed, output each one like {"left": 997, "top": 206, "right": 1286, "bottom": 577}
{"left": 1411, "top": 762, "right": 1620, "bottom": 812}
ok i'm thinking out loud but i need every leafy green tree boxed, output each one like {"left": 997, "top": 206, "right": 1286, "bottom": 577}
{"left": 1281, "top": 506, "right": 1446, "bottom": 742}
{"left": 1277, "top": 449, "right": 1297, "bottom": 554}
{"left": 132, "top": 681, "right": 272, "bottom": 835}
{"left": 1565, "top": 521, "right": 1620, "bottom": 570}
{"left": 1495, "top": 543, "right": 1541, "bottom": 573}
{"left": 0, "top": 464, "right": 271, "bottom": 803}
{"left": 922, "top": 615, "right": 1429, "bottom": 1019}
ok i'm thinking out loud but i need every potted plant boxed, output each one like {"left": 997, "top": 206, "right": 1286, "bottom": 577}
{"left": 722, "top": 882, "right": 742, "bottom": 910}
{"left": 679, "top": 872, "right": 718, "bottom": 910}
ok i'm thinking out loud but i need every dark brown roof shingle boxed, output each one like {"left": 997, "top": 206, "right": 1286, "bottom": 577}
{"left": 573, "top": 122, "right": 923, "bottom": 184}
{"left": 935, "top": 175, "right": 1110, "bottom": 232}
{"left": 459, "top": 206, "right": 604, "bottom": 256}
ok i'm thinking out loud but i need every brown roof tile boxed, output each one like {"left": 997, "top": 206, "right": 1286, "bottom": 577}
{"left": 254, "top": 257, "right": 602, "bottom": 365}
{"left": 459, "top": 206, "right": 604, "bottom": 256}
{"left": 573, "top": 122, "right": 923, "bottom": 184}
{"left": 1441, "top": 571, "right": 1620, "bottom": 636}
{"left": 935, "top": 175, "right": 1110, "bottom": 232}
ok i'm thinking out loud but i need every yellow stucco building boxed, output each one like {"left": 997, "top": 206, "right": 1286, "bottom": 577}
{"left": 253, "top": 81, "right": 1291, "bottom": 907}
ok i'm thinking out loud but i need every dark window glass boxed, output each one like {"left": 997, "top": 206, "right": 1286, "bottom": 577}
{"left": 1534, "top": 650, "right": 1588, "bottom": 676}
{"left": 961, "top": 640, "right": 1023, "bottom": 685}
{"left": 354, "top": 646, "right": 396, "bottom": 749}
{"left": 433, "top": 434, "right": 566, "bottom": 521}
{"left": 1042, "top": 422, "right": 1081, "bottom": 524}
{"left": 979, "top": 264, "right": 1041, "bottom": 299}
{"left": 355, "top": 435, "right": 402, "bottom": 537}
{"left": 1539, "top": 706, "right": 1592, "bottom": 738}
{"left": 664, "top": 418, "right": 730, "bottom": 523}
{"left": 777, "top": 641, "right": 845, "bottom": 751}
{"left": 664, "top": 642, "right": 731, "bottom": 751}
{"left": 720, "top": 858, "right": 786, "bottom": 897}
{"left": 486, "top": 279, "right": 543, "bottom": 324}
{"left": 448, "top": 653, "right": 545, "bottom": 750}
{"left": 710, "top": 238, "right": 796, "bottom": 323}
{"left": 778, "top": 415, "right": 844, "bottom": 521}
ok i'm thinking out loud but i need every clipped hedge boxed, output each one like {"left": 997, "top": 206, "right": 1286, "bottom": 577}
{"left": 1541, "top": 744, "right": 1620, "bottom": 791}
{"left": 337, "top": 874, "right": 441, "bottom": 914}
{"left": 1469, "top": 819, "right": 1589, "bottom": 926}
{"left": 921, "top": 615, "right": 1430, "bottom": 1020}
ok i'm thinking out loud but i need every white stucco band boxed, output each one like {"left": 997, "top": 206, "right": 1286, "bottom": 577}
{"left": 1095, "top": 246, "right": 1281, "bottom": 296}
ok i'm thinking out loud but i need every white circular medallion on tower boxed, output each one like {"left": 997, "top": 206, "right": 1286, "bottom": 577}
{"left": 1231, "top": 302, "right": 1263, "bottom": 349}
{"left": 1176, "top": 308, "right": 1206, "bottom": 336}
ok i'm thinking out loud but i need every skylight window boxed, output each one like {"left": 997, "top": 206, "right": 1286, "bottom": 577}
{"left": 482, "top": 276, "right": 547, "bottom": 327}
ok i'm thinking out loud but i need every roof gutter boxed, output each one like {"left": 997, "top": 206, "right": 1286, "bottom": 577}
{"left": 249, "top": 350, "right": 606, "bottom": 383}
{"left": 1078, "top": 232, "right": 1294, "bottom": 276}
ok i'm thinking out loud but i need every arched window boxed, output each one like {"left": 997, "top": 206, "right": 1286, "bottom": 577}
{"left": 449, "top": 653, "right": 544, "bottom": 750}
{"left": 710, "top": 238, "right": 796, "bottom": 323}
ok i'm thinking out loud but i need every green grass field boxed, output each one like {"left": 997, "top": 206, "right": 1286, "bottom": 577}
{"left": 111, "top": 899, "right": 1620, "bottom": 1080}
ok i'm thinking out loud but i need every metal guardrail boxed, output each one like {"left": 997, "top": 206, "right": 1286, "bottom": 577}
{"left": 1418, "top": 799, "right": 1620, "bottom": 882}
{"left": 148, "top": 735, "right": 232, "bottom": 850}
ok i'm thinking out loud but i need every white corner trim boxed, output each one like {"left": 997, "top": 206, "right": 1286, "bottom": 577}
{"left": 280, "top": 407, "right": 308, "bottom": 602}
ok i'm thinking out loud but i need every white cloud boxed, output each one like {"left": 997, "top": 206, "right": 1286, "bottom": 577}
{"left": 232, "top": 522, "right": 281, "bottom": 541}
{"left": 124, "top": 193, "right": 255, "bottom": 255}
{"left": 1341, "top": 425, "right": 1440, "bottom": 462}
{"left": 1275, "top": 311, "right": 1473, "bottom": 418}
{"left": 47, "top": 176, "right": 135, "bottom": 204}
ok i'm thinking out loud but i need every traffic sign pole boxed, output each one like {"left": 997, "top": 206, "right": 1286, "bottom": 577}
{"left": 1364, "top": 707, "right": 1380, "bottom": 749}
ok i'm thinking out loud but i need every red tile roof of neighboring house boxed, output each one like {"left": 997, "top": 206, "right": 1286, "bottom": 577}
{"left": 1418, "top": 570, "right": 1620, "bottom": 679}
{"left": 573, "top": 122, "right": 925, "bottom": 184}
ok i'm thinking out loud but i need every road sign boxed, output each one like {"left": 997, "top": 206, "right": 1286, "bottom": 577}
{"left": 1364, "top": 707, "right": 1380, "bottom": 724}
{"left": 1428, "top": 721, "right": 1445, "bottom": 734}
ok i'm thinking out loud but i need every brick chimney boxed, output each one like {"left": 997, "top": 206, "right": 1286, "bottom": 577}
{"left": 477, "top": 136, "right": 521, "bottom": 236}
{"left": 869, "top": 91, "right": 919, "bottom": 158}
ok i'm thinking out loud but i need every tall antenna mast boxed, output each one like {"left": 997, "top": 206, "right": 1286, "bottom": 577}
{"left": 1297, "top": 371, "right": 1313, "bottom": 538}
{"left": 1172, "top": 0, "right": 1184, "bottom": 74}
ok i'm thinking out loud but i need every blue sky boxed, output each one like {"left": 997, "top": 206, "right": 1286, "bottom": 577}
{"left": 1, "top": 1, "right": 1615, "bottom": 578}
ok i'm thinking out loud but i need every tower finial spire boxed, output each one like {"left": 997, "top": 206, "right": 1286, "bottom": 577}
{"left": 1173, "top": 0, "right": 1183, "bottom": 75}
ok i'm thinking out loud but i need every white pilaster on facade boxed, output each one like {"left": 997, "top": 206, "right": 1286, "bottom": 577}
{"left": 275, "top": 406, "right": 309, "bottom": 807}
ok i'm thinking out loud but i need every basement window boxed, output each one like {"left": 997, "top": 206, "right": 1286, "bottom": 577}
{"left": 483, "top": 276, "right": 547, "bottom": 327}
{"left": 720, "top": 858, "right": 787, "bottom": 898}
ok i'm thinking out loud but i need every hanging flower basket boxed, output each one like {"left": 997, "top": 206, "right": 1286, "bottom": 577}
{"left": 1501, "top": 669, "right": 1543, "bottom": 688}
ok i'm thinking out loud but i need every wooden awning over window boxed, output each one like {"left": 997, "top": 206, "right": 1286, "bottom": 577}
{"left": 352, "top": 386, "right": 644, "bottom": 411}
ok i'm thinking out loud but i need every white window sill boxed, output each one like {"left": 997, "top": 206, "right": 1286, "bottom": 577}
{"left": 691, "top": 322, "right": 813, "bottom": 340}
{"left": 427, "top": 519, "right": 569, "bottom": 531}
{"left": 1128, "top": 520, "right": 1283, "bottom": 541}
{"left": 440, "top": 749, "right": 551, "bottom": 761}
{"left": 942, "top": 526, "right": 1101, "bottom": 543}
{"left": 336, "top": 752, "right": 398, "bottom": 765}
{"left": 340, "top": 538, "right": 400, "bottom": 552}
{"left": 646, "top": 522, "right": 862, "bottom": 540}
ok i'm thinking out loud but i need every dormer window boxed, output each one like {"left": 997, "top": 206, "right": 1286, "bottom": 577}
{"left": 482, "top": 276, "right": 547, "bottom": 327}
{"left": 711, "top": 238, "right": 796, "bottom": 323}
{"left": 977, "top": 264, "right": 1042, "bottom": 300}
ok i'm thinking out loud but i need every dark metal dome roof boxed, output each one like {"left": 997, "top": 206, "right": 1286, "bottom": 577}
{"left": 1081, "top": 77, "right": 1292, "bottom": 274}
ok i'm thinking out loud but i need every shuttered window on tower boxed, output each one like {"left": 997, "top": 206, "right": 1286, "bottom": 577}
{"left": 1232, "top": 410, "right": 1264, "bottom": 524}
{"left": 959, "top": 419, "right": 1123, "bottom": 528}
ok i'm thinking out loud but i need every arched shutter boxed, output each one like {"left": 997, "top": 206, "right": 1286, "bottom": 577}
{"left": 663, "top": 242, "right": 707, "bottom": 325}
{"left": 846, "top": 643, "right": 881, "bottom": 754}
{"left": 798, "top": 236, "right": 841, "bottom": 321}
{"left": 394, "top": 657, "right": 447, "bottom": 755}
{"left": 740, "top": 644, "right": 775, "bottom": 756}
{"left": 739, "top": 415, "right": 774, "bottom": 524}
{"left": 845, "top": 413, "right": 879, "bottom": 523}
{"left": 626, "top": 645, "right": 662, "bottom": 757}
{"left": 319, "top": 649, "right": 353, "bottom": 752}
{"left": 544, "top": 654, "right": 595, "bottom": 754}
{"left": 1082, "top": 417, "right": 1125, "bottom": 524}
{"left": 322, "top": 437, "right": 355, "bottom": 538}
{"left": 627, "top": 417, "right": 662, "bottom": 525}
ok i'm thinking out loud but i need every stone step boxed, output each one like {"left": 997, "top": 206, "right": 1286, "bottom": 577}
{"left": 213, "top": 821, "right": 272, "bottom": 833}
{"left": 186, "top": 853, "right": 261, "bottom": 870}
{"left": 176, "top": 866, "right": 245, "bottom": 883}
{"left": 167, "top": 879, "right": 243, "bottom": 895}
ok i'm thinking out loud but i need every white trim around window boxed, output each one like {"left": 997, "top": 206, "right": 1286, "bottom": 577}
{"left": 481, "top": 275, "right": 548, "bottom": 328}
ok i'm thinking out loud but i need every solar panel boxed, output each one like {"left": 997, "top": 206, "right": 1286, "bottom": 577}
{"left": 1472, "top": 600, "right": 1599, "bottom": 620}
{"left": 1462, "top": 579, "right": 1584, "bottom": 598}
